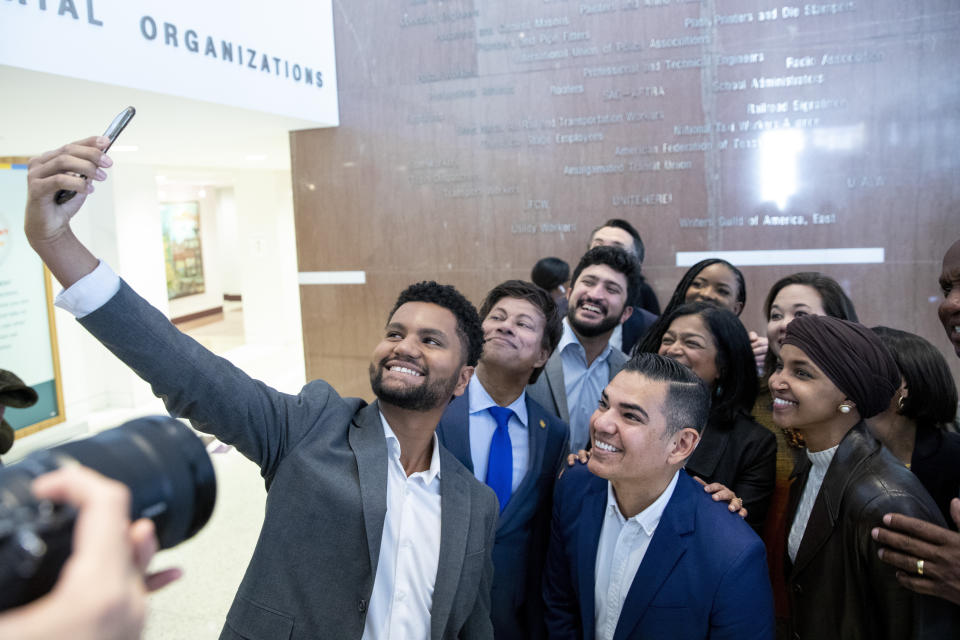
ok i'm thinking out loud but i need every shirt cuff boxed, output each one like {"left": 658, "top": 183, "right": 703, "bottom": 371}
{"left": 54, "top": 260, "right": 121, "bottom": 318}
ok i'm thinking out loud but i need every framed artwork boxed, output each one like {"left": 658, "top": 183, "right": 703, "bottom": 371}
{"left": 0, "top": 160, "right": 65, "bottom": 437}
{"left": 160, "top": 201, "right": 206, "bottom": 300}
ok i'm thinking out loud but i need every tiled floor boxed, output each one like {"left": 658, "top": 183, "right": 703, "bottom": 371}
{"left": 129, "top": 304, "right": 306, "bottom": 639}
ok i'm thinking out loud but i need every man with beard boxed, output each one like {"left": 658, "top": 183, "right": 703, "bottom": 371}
{"left": 437, "top": 280, "right": 567, "bottom": 640}
{"left": 528, "top": 246, "right": 640, "bottom": 453}
{"left": 587, "top": 219, "right": 659, "bottom": 353}
{"left": 23, "top": 136, "right": 499, "bottom": 640}
{"left": 873, "top": 237, "right": 960, "bottom": 608}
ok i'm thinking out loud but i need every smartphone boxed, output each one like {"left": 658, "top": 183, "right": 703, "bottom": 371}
{"left": 54, "top": 106, "right": 136, "bottom": 205}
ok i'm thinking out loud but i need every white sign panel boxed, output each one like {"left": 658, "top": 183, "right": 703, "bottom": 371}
{"left": 0, "top": 0, "right": 339, "bottom": 125}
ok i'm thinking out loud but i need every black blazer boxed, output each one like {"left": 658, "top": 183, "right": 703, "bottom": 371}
{"left": 619, "top": 306, "right": 658, "bottom": 355}
{"left": 684, "top": 411, "right": 777, "bottom": 534}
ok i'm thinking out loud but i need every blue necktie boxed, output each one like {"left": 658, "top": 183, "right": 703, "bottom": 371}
{"left": 486, "top": 406, "right": 514, "bottom": 512}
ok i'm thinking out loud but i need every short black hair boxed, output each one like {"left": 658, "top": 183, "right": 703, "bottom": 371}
{"left": 634, "top": 258, "right": 747, "bottom": 355}
{"left": 590, "top": 218, "right": 645, "bottom": 264}
{"left": 872, "top": 326, "right": 958, "bottom": 430}
{"left": 530, "top": 257, "right": 570, "bottom": 291}
{"left": 640, "top": 301, "right": 758, "bottom": 427}
{"left": 570, "top": 246, "right": 642, "bottom": 308}
{"left": 761, "top": 272, "right": 859, "bottom": 378}
{"left": 478, "top": 280, "right": 563, "bottom": 384}
{"left": 621, "top": 353, "right": 710, "bottom": 436}
{"left": 389, "top": 281, "right": 484, "bottom": 367}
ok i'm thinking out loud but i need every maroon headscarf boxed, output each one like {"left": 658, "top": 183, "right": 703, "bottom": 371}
{"left": 782, "top": 314, "right": 900, "bottom": 419}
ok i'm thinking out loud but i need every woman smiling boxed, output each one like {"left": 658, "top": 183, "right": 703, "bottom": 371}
{"left": 653, "top": 301, "right": 776, "bottom": 533}
{"left": 771, "top": 314, "right": 956, "bottom": 639}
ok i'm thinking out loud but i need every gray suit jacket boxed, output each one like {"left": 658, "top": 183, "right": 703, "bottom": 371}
{"left": 525, "top": 345, "right": 628, "bottom": 425}
{"left": 79, "top": 281, "right": 498, "bottom": 640}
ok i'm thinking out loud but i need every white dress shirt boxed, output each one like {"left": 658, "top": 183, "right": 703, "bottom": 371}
{"left": 788, "top": 444, "right": 838, "bottom": 563}
{"left": 558, "top": 319, "right": 617, "bottom": 453}
{"left": 54, "top": 259, "right": 121, "bottom": 317}
{"left": 594, "top": 471, "right": 679, "bottom": 640}
{"left": 467, "top": 375, "right": 529, "bottom": 494}
{"left": 363, "top": 413, "right": 442, "bottom": 640}
{"left": 55, "top": 262, "right": 443, "bottom": 640}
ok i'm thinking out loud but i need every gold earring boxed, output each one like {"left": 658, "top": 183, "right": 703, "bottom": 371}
{"left": 838, "top": 404, "right": 851, "bottom": 414}
{"left": 897, "top": 393, "right": 906, "bottom": 411}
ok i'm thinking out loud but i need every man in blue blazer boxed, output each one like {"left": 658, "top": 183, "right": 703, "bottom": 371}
{"left": 438, "top": 280, "right": 568, "bottom": 640}
{"left": 544, "top": 354, "right": 774, "bottom": 640}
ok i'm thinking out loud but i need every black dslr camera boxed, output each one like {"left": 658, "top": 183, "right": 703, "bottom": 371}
{"left": 0, "top": 416, "right": 216, "bottom": 611}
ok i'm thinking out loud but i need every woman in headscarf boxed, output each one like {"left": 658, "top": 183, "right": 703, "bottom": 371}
{"left": 754, "top": 272, "right": 859, "bottom": 622}
{"left": 771, "top": 314, "right": 958, "bottom": 639}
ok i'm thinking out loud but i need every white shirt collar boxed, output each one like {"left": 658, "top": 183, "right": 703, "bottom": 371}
{"left": 467, "top": 375, "right": 529, "bottom": 428}
{"left": 378, "top": 410, "right": 442, "bottom": 484}
{"left": 605, "top": 470, "right": 680, "bottom": 536}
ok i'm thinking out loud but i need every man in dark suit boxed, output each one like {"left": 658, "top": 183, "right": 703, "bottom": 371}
{"left": 544, "top": 354, "right": 774, "bottom": 640}
{"left": 527, "top": 247, "right": 637, "bottom": 453}
{"left": 587, "top": 219, "right": 659, "bottom": 353}
{"left": 25, "top": 136, "right": 499, "bottom": 640}
{"left": 437, "top": 280, "right": 568, "bottom": 640}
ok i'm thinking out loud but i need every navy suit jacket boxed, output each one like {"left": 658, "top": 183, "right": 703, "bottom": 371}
{"left": 544, "top": 465, "right": 774, "bottom": 640}
{"left": 438, "top": 392, "right": 568, "bottom": 640}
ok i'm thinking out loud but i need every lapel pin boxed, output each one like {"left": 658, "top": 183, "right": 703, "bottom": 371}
{"left": 539, "top": 419, "right": 546, "bottom": 429}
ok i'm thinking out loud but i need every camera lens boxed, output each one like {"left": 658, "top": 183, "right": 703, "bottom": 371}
{"left": 53, "top": 416, "right": 216, "bottom": 548}
{"left": 0, "top": 416, "right": 216, "bottom": 611}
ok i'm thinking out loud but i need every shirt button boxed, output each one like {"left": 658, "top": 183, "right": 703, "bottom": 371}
{"left": 397, "top": 591, "right": 406, "bottom": 601}
{"left": 793, "top": 583, "right": 803, "bottom": 595}
{"left": 402, "top": 539, "right": 412, "bottom": 548}
{"left": 358, "top": 598, "right": 367, "bottom": 613}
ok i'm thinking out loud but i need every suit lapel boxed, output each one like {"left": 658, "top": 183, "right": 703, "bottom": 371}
{"left": 613, "top": 474, "right": 694, "bottom": 640}
{"left": 576, "top": 479, "right": 609, "bottom": 637}
{"left": 545, "top": 353, "right": 570, "bottom": 423}
{"left": 606, "top": 348, "right": 628, "bottom": 381}
{"left": 348, "top": 401, "right": 390, "bottom": 577}
{"left": 431, "top": 449, "right": 472, "bottom": 640}
{"left": 438, "top": 393, "right": 474, "bottom": 473}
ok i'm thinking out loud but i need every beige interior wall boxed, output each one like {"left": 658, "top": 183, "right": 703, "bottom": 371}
{"left": 291, "top": 1, "right": 960, "bottom": 397}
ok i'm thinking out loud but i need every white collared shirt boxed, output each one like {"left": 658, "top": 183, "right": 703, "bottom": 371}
{"left": 54, "top": 259, "right": 121, "bottom": 317}
{"left": 558, "top": 318, "right": 617, "bottom": 453}
{"left": 467, "top": 375, "right": 529, "bottom": 494}
{"left": 788, "top": 444, "right": 838, "bottom": 563}
{"left": 594, "top": 471, "right": 679, "bottom": 640}
{"left": 363, "top": 413, "right": 442, "bottom": 640}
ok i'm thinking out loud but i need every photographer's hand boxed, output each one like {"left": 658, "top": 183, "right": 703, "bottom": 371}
{"left": 25, "top": 137, "right": 111, "bottom": 289}
{"left": 0, "top": 465, "right": 180, "bottom": 640}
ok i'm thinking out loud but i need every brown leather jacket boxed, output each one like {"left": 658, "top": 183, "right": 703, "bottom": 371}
{"left": 785, "top": 422, "right": 959, "bottom": 640}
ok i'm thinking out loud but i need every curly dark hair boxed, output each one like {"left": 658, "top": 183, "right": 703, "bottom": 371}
{"left": 634, "top": 258, "right": 747, "bottom": 355}
{"left": 478, "top": 280, "right": 563, "bottom": 384}
{"left": 570, "top": 246, "right": 642, "bottom": 308}
{"left": 388, "top": 281, "right": 484, "bottom": 367}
